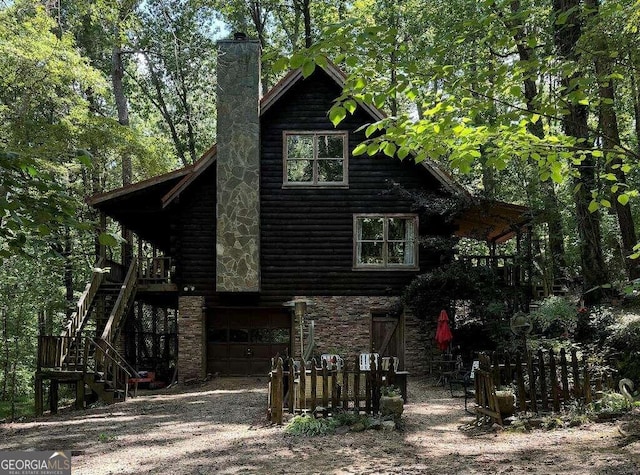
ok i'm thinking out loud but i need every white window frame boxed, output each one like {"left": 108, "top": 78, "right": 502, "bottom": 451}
{"left": 353, "top": 214, "right": 419, "bottom": 270}
{"left": 282, "top": 131, "right": 348, "bottom": 188}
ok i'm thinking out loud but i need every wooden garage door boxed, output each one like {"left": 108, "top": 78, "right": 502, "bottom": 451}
{"left": 207, "top": 308, "right": 291, "bottom": 375}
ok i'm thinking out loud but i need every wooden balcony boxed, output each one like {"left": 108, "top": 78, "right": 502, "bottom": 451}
{"left": 137, "top": 256, "right": 177, "bottom": 292}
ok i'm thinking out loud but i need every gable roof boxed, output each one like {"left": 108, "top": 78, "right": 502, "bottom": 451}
{"left": 88, "top": 62, "right": 468, "bottom": 209}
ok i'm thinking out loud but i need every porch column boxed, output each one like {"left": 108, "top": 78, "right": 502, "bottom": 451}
{"left": 178, "top": 295, "right": 206, "bottom": 383}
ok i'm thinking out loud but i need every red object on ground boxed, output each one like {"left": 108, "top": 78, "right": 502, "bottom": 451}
{"left": 435, "top": 309, "right": 453, "bottom": 351}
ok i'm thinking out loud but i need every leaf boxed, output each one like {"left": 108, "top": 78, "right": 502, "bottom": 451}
{"left": 601, "top": 199, "right": 611, "bottom": 208}
{"left": 588, "top": 200, "right": 599, "bottom": 213}
{"left": 353, "top": 143, "right": 368, "bottom": 156}
{"left": 302, "top": 59, "right": 315, "bottom": 78}
{"left": 273, "top": 56, "right": 289, "bottom": 72}
{"left": 531, "top": 114, "right": 540, "bottom": 124}
{"left": 290, "top": 53, "right": 305, "bottom": 69}
{"left": 618, "top": 194, "right": 630, "bottom": 205}
{"left": 344, "top": 99, "right": 357, "bottom": 114}
{"left": 98, "top": 233, "right": 119, "bottom": 247}
{"left": 365, "top": 123, "right": 378, "bottom": 138}
{"left": 397, "top": 147, "right": 409, "bottom": 160}
{"left": 329, "top": 106, "right": 346, "bottom": 126}
{"left": 383, "top": 142, "right": 396, "bottom": 157}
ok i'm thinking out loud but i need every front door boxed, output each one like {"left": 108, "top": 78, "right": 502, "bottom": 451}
{"left": 207, "top": 308, "right": 291, "bottom": 375}
{"left": 371, "top": 311, "right": 404, "bottom": 370}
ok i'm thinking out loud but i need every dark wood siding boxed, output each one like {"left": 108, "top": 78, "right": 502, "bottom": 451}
{"left": 174, "top": 166, "right": 217, "bottom": 301}
{"left": 259, "top": 69, "right": 454, "bottom": 301}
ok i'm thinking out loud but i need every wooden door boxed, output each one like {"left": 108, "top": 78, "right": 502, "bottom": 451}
{"left": 371, "top": 312, "right": 404, "bottom": 370}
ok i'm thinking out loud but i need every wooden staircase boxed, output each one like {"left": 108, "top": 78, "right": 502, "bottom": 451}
{"left": 35, "top": 258, "right": 140, "bottom": 415}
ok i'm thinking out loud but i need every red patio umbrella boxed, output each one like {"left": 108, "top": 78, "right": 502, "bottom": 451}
{"left": 435, "top": 309, "right": 453, "bottom": 351}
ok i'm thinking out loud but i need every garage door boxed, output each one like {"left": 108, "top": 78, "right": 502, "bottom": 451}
{"left": 207, "top": 308, "right": 291, "bottom": 375}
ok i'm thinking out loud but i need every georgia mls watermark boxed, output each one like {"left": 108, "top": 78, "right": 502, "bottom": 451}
{"left": 0, "top": 451, "right": 70, "bottom": 475}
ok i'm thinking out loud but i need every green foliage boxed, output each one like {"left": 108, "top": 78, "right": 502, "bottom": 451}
{"left": 530, "top": 296, "right": 578, "bottom": 338}
{"left": 606, "top": 313, "right": 640, "bottom": 382}
{"left": 380, "top": 385, "right": 401, "bottom": 397}
{"left": 284, "top": 415, "right": 336, "bottom": 436}
{"left": 331, "top": 411, "right": 372, "bottom": 429}
{"left": 590, "top": 391, "right": 630, "bottom": 415}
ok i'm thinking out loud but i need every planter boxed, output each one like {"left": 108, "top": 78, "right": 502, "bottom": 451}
{"left": 495, "top": 390, "right": 515, "bottom": 417}
{"left": 380, "top": 395, "right": 404, "bottom": 421}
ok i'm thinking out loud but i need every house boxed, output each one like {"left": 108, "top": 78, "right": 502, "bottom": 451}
{"left": 35, "top": 35, "right": 531, "bottom": 412}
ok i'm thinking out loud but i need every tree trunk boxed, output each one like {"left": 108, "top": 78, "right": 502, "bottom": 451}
{"left": 64, "top": 227, "right": 74, "bottom": 319}
{"left": 506, "top": 0, "right": 568, "bottom": 283}
{"left": 553, "top": 0, "right": 609, "bottom": 301}
{"left": 587, "top": 0, "right": 639, "bottom": 279}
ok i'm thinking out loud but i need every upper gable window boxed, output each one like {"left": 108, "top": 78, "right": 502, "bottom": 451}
{"left": 354, "top": 214, "right": 418, "bottom": 270}
{"left": 283, "top": 131, "right": 348, "bottom": 187}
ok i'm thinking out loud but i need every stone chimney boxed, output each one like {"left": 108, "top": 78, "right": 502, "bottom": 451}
{"left": 216, "top": 34, "right": 261, "bottom": 292}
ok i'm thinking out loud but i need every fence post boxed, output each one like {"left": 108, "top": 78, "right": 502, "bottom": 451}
{"left": 515, "top": 352, "right": 527, "bottom": 412}
{"left": 538, "top": 349, "right": 548, "bottom": 411}
{"left": 582, "top": 355, "right": 592, "bottom": 403}
{"left": 342, "top": 362, "right": 349, "bottom": 410}
{"left": 549, "top": 349, "right": 560, "bottom": 412}
{"left": 354, "top": 356, "right": 361, "bottom": 413}
{"left": 331, "top": 363, "right": 338, "bottom": 411}
{"left": 571, "top": 348, "right": 581, "bottom": 398}
{"left": 527, "top": 351, "right": 537, "bottom": 413}
{"left": 287, "top": 357, "right": 295, "bottom": 414}
{"left": 560, "top": 348, "right": 570, "bottom": 403}
{"left": 271, "top": 358, "right": 284, "bottom": 424}
{"left": 299, "top": 359, "right": 306, "bottom": 413}
{"left": 321, "top": 358, "right": 329, "bottom": 410}
{"left": 311, "top": 359, "right": 317, "bottom": 412}
{"left": 371, "top": 357, "right": 380, "bottom": 415}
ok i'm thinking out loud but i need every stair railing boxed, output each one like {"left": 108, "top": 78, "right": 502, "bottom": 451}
{"left": 85, "top": 337, "right": 132, "bottom": 401}
{"left": 59, "top": 257, "right": 107, "bottom": 365}
{"left": 100, "top": 257, "right": 138, "bottom": 345}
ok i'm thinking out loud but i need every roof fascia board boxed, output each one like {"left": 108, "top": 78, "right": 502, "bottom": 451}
{"left": 87, "top": 167, "right": 191, "bottom": 206}
{"left": 161, "top": 145, "right": 217, "bottom": 208}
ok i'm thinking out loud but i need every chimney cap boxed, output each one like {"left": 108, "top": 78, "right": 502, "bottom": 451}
{"left": 233, "top": 32, "right": 247, "bottom": 40}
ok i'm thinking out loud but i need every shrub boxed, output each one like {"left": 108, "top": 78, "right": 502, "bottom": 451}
{"left": 530, "top": 296, "right": 578, "bottom": 338}
{"left": 284, "top": 415, "right": 336, "bottom": 436}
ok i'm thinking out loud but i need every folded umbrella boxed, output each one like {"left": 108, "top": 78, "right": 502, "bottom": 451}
{"left": 435, "top": 309, "right": 453, "bottom": 351}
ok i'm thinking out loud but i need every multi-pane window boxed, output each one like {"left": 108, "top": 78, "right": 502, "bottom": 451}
{"left": 284, "top": 131, "right": 348, "bottom": 186}
{"left": 354, "top": 215, "right": 418, "bottom": 269}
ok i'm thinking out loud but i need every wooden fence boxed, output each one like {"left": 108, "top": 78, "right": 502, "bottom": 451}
{"left": 474, "top": 349, "right": 615, "bottom": 424}
{"left": 267, "top": 356, "right": 405, "bottom": 424}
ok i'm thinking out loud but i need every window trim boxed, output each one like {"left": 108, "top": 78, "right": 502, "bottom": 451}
{"left": 282, "top": 130, "right": 349, "bottom": 188}
{"left": 353, "top": 214, "right": 419, "bottom": 271}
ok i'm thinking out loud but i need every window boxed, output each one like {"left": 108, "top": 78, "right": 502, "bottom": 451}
{"left": 354, "top": 215, "right": 418, "bottom": 269}
{"left": 284, "top": 131, "right": 348, "bottom": 186}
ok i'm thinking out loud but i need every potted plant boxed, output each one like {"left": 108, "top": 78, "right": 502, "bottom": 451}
{"left": 380, "top": 385, "right": 404, "bottom": 420}
{"left": 494, "top": 387, "right": 515, "bottom": 416}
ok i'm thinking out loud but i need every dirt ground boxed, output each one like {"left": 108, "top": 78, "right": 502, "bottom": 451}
{"left": 1, "top": 377, "right": 640, "bottom": 474}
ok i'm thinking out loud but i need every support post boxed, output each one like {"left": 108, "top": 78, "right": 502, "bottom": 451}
{"left": 75, "top": 378, "right": 85, "bottom": 410}
{"left": 50, "top": 380, "right": 59, "bottom": 415}
{"left": 35, "top": 375, "right": 43, "bottom": 417}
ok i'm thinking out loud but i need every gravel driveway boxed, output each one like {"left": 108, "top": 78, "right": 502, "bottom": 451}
{"left": 1, "top": 377, "right": 639, "bottom": 474}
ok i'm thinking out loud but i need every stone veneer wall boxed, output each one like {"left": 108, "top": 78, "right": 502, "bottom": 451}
{"left": 292, "top": 296, "right": 431, "bottom": 375}
{"left": 216, "top": 38, "right": 261, "bottom": 292}
{"left": 178, "top": 295, "right": 205, "bottom": 382}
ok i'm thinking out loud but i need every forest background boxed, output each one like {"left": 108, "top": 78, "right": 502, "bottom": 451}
{"left": 1, "top": 0, "right": 639, "bottom": 418}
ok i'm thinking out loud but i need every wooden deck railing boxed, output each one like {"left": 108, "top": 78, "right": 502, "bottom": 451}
{"left": 474, "top": 349, "right": 614, "bottom": 424}
{"left": 37, "top": 336, "right": 82, "bottom": 371}
{"left": 85, "top": 337, "right": 132, "bottom": 400}
{"left": 58, "top": 257, "right": 106, "bottom": 365}
{"left": 138, "top": 256, "right": 172, "bottom": 283}
{"left": 458, "top": 254, "right": 523, "bottom": 287}
{"left": 268, "top": 356, "right": 407, "bottom": 424}
{"left": 101, "top": 257, "right": 138, "bottom": 344}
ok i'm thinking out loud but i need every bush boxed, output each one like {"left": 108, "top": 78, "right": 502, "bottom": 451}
{"left": 285, "top": 415, "right": 336, "bottom": 436}
{"left": 606, "top": 313, "right": 640, "bottom": 382}
{"left": 530, "top": 296, "right": 577, "bottom": 338}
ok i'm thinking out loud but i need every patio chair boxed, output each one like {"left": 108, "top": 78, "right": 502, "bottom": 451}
{"left": 320, "top": 354, "right": 344, "bottom": 371}
{"left": 359, "top": 353, "right": 380, "bottom": 371}
{"left": 449, "top": 360, "right": 479, "bottom": 413}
